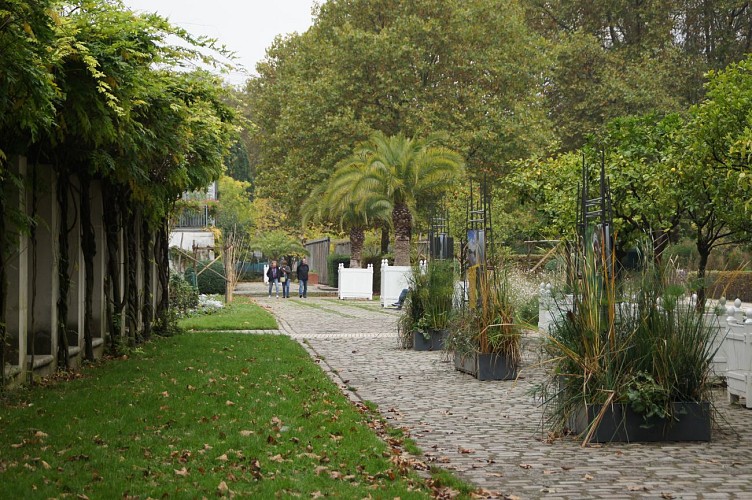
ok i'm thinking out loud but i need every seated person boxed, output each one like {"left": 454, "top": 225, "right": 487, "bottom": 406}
{"left": 391, "top": 288, "right": 408, "bottom": 309}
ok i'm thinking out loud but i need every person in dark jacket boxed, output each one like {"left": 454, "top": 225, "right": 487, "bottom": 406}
{"left": 267, "top": 260, "right": 281, "bottom": 298}
{"left": 297, "top": 258, "right": 310, "bottom": 298}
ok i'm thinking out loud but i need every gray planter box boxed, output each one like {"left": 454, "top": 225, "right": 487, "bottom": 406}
{"left": 413, "top": 329, "right": 448, "bottom": 351}
{"left": 453, "top": 351, "right": 517, "bottom": 380}
{"left": 569, "top": 401, "right": 712, "bottom": 443}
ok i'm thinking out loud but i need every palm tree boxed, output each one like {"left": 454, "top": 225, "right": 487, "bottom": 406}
{"left": 351, "top": 132, "right": 464, "bottom": 266}
{"left": 302, "top": 155, "right": 392, "bottom": 268}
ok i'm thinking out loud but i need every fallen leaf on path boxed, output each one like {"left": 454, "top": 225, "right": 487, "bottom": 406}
{"left": 519, "top": 464, "right": 533, "bottom": 469}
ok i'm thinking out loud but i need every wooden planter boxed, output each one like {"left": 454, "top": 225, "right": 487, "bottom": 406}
{"left": 413, "top": 329, "right": 448, "bottom": 351}
{"left": 453, "top": 351, "right": 517, "bottom": 381}
{"left": 569, "top": 401, "right": 712, "bottom": 443}
{"left": 308, "top": 273, "right": 319, "bottom": 286}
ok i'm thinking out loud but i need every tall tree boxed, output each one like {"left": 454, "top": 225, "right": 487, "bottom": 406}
{"left": 338, "top": 132, "right": 464, "bottom": 266}
{"left": 302, "top": 157, "right": 392, "bottom": 268}
{"left": 245, "top": 0, "right": 551, "bottom": 218}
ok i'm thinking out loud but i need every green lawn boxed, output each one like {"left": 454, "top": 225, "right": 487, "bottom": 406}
{"left": 0, "top": 332, "right": 462, "bottom": 498}
{"left": 178, "top": 296, "right": 278, "bottom": 330}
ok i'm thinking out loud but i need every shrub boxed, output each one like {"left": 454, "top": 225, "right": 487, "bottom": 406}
{"left": 363, "top": 256, "right": 384, "bottom": 293}
{"left": 327, "top": 253, "right": 350, "bottom": 287}
{"left": 169, "top": 272, "right": 199, "bottom": 315}
{"left": 185, "top": 260, "right": 226, "bottom": 295}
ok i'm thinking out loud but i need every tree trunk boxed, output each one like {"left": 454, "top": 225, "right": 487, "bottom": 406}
{"left": 102, "top": 180, "right": 123, "bottom": 350}
{"left": 350, "top": 226, "right": 365, "bottom": 268}
{"left": 392, "top": 202, "right": 412, "bottom": 266}
{"left": 155, "top": 220, "right": 170, "bottom": 325}
{"left": 125, "top": 206, "right": 139, "bottom": 345}
{"left": 380, "top": 223, "right": 389, "bottom": 255}
{"left": 80, "top": 173, "right": 95, "bottom": 361}
{"left": 56, "top": 170, "right": 70, "bottom": 369}
{"left": 0, "top": 184, "right": 6, "bottom": 386}
{"left": 224, "top": 240, "right": 235, "bottom": 304}
{"left": 141, "top": 219, "right": 153, "bottom": 340}
{"left": 697, "top": 241, "right": 710, "bottom": 311}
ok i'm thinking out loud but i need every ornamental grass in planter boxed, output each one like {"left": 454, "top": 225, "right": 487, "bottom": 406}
{"left": 397, "top": 260, "right": 456, "bottom": 351}
{"left": 539, "top": 248, "right": 717, "bottom": 444}
{"left": 448, "top": 262, "right": 522, "bottom": 380}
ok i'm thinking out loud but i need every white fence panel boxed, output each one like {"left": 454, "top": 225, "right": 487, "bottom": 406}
{"left": 537, "top": 283, "right": 574, "bottom": 334}
{"left": 704, "top": 313, "right": 728, "bottom": 378}
{"left": 724, "top": 301, "right": 752, "bottom": 407}
{"left": 338, "top": 263, "right": 373, "bottom": 300}
{"left": 263, "top": 264, "right": 269, "bottom": 284}
{"left": 380, "top": 259, "right": 412, "bottom": 307}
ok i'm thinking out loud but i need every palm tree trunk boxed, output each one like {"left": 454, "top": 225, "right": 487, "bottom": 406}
{"left": 393, "top": 202, "right": 412, "bottom": 266}
{"left": 380, "top": 223, "right": 389, "bottom": 255}
{"left": 350, "top": 226, "right": 365, "bottom": 268}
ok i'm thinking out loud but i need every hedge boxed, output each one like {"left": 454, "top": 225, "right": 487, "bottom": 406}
{"left": 700, "top": 271, "right": 752, "bottom": 302}
{"left": 185, "top": 260, "right": 226, "bottom": 295}
{"left": 327, "top": 254, "right": 351, "bottom": 288}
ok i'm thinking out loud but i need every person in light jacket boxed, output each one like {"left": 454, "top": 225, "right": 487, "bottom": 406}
{"left": 297, "top": 258, "right": 310, "bottom": 298}
{"left": 267, "top": 260, "right": 281, "bottom": 298}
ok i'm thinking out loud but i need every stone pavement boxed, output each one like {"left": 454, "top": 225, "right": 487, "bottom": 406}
{"left": 256, "top": 294, "right": 752, "bottom": 499}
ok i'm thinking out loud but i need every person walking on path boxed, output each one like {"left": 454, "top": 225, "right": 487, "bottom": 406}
{"left": 280, "top": 259, "right": 292, "bottom": 298}
{"left": 267, "top": 260, "right": 282, "bottom": 298}
{"left": 297, "top": 257, "right": 310, "bottom": 298}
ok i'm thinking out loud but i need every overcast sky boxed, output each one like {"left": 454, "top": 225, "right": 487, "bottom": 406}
{"left": 122, "top": 0, "right": 319, "bottom": 86}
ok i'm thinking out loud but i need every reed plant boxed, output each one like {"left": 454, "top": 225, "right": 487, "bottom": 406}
{"left": 447, "top": 260, "right": 522, "bottom": 364}
{"left": 397, "top": 260, "right": 456, "bottom": 348}
{"left": 540, "top": 244, "right": 717, "bottom": 438}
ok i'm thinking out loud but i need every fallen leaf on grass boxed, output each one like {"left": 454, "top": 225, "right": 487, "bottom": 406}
{"left": 174, "top": 467, "right": 189, "bottom": 477}
{"left": 34, "top": 431, "right": 48, "bottom": 438}
{"left": 217, "top": 454, "right": 228, "bottom": 462}
{"left": 218, "top": 480, "right": 229, "bottom": 495}
{"left": 240, "top": 430, "right": 254, "bottom": 437}
{"left": 225, "top": 400, "right": 235, "bottom": 406}
{"left": 269, "top": 454, "right": 284, "bottom": 463}
{"left": 161, "top": 391, "right": 169, "bottom": 398}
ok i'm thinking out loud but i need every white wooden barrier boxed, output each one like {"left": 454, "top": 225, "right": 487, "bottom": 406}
{"left": 705, "top": 312, "right": 728, "bottom": 378}
{"left": 338, "top": 263, "right": 373, "bottom": 300}
{"left": 263, "top": 264, "right": 269, "bottom": 284}
{"left": 537, "top": 283, "right": 574, "bottom": 333}
{"left": 721, "top": 299, "right": 752, "bottom": 408}
{"left": 380, "top": 259, "right": 412, "bottom": 307}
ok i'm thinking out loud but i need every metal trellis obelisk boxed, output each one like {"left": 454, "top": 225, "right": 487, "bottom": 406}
{"left": 575, "top": 152, "right": 615, "bottom": 300}
{"left": 462, "top": 176, "right": 493, "bottom": 307}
